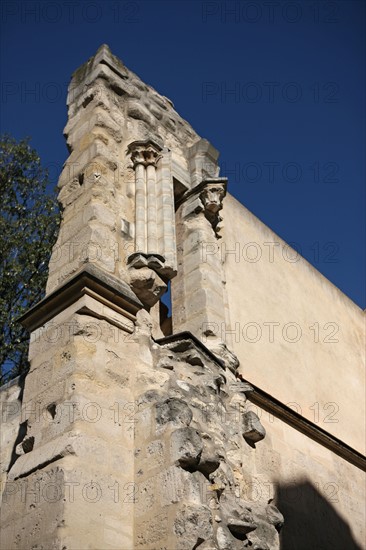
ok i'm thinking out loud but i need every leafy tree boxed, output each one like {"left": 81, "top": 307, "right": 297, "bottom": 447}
{"left": 0, "top": 135, "right": 60, "bottom": 385}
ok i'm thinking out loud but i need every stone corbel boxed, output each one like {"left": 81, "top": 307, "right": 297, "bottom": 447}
{"left": 179, "top": 177, "right": 227, "bottom": 237}
{"left": 199, "top": 179, "right": 227, "bottom": 235}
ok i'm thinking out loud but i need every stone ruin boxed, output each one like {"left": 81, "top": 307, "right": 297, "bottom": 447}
{"left": 0, "top": 45, "right": 364, "bottom": 550}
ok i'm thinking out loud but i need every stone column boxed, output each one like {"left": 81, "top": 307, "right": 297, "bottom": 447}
{"left": 157, "top": 148, "right": 177, "bottom": 274}
{"left": 127, "top": 141, "right": 177, "bottom": 308}
{"left": 134, "top": 156, "right": 147, "bottom": 254}
{"left": 127, "top": 141, "right": 163, "bottom": 268}
{"left": 146, "top": 156, "right": 158, "bottom": 255}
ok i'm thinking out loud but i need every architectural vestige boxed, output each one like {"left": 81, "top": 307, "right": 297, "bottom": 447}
{"left": 0, "top": 45, "right": 365, "bottom": 550}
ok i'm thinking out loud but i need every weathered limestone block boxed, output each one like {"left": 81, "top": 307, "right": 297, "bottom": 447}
{"left": 0, "top": 377, "right": 24, "bottom": 499}
{"left": 129, "top": 266, "right": 167, "bottom": 308}
{"left": 156, "top": 398, "right": 193, "bottom": 428}
{"left": 265, "top": 498, "right": 284, "bottom": 531}
{"left": 0, "top": 465, "right": 66, "bottom": 550}
{"left": 8, "top": 432, "right": 79, "bottom": 481}
{"left": 250, "top": 543, "right": 270, "bottom": 550}
{"left": 227, "top": 517, "right": 257, "bottom": 536}
{"left": 171, "top": 427, "right": 203, "bottom": 469}
{"left": 197, "top": 539, "right": 219, "bottom": 550}
{"left": 135, "top": 513, "right": 168, "bottom": 548}
{"left": 187, "top": 139, "right": 220, "bottom": 187}
{"left": 174, "top": 504, "right": 213, "bottom": 550}
{"left": 245, "top": 515, "right": 279, "bottom": 550}
{"left": 210, "top": 341, "right": 240, "bottom": 373}
{"left": 155, "top": 466, "right": 192, "bottom": 507}
{"left": 216, "top": 525, "right": 235, "bottom": 550}
{"left": 243, "top": 411, "right": 266, "bottom": 445}
{"left": 127, "top": 99, "right": 156, "bottom": 127}
{"left": 198, "top": 434, "right": 221, "bottom": 476}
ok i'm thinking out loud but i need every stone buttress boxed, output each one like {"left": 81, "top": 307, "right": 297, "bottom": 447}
{"left": 0, "top": 45, "right": 282, "bottom": 550}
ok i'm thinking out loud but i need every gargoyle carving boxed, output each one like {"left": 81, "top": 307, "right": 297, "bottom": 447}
{"left": 199, "top": 179, "right": 227, "bottom": 236}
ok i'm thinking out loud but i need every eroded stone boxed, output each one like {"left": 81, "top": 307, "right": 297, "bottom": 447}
{"left": 242, "top": 411, "right": 266, "bottom": 445}
{"left": 171, "top": 427, "right": 203, "bottom": 469}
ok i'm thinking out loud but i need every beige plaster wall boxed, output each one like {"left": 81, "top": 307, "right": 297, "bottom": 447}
{"left": 243, "top": 401, "right": 365, "bottom": 549}
{"left": 220, "top": 193, "right": 365, "bottom": 454}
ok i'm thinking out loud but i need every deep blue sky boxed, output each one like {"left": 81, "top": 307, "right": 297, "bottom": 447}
{"left": 1, "top": 0, "right": 365, "bottom": 308}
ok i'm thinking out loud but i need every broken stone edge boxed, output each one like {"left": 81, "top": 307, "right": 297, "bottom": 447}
{"left": 155, "top": 332, "right": 227, "bottom": 371}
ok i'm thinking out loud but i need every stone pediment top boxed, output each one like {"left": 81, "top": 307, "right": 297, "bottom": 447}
{"left": 19, "top": 264, "right": 143, "bottom": 332}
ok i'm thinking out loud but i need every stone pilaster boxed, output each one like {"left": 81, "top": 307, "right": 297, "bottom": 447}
{"left": 172, "top": 177, "right": 238, "bottom": 372}
{"left": 0, "top": 266, "right": 143, "bottom": 550}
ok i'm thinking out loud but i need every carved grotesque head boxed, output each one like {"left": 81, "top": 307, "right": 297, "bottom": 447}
{"left": 200, "top": 185, "right": 226, "bottom": 213}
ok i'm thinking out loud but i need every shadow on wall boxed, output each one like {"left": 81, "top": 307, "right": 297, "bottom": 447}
{"left": 277, "top": 479, "right": 362, "bottom": 550}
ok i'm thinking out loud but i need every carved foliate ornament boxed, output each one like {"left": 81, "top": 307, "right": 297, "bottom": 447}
{"left": 128, "top": 140, "right": 163, "bottom": 168}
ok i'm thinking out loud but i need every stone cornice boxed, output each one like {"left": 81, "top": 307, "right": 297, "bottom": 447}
{"left": 19, "top": 265, "right": 143, "bottom": 332}
{"left": 239, "top": 376, "right": 366, "bottom": 472}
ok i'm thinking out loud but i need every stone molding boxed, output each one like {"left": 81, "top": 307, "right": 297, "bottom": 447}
{"left": 19, "top": 264, "right": 143, "bottom": 332}
{"left": 241, "top": 376, "right": 366, "bottom": 472}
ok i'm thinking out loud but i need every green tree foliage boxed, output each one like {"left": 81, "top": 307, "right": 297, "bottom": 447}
{"left": 0, "top": 135, "right": 60, "bottom": 384}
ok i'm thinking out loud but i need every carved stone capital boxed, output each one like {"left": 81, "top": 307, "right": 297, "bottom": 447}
{"left": 128, "top": 140, "right": 163, "bottom": 168}
{"left": 144, "top": 146, "right": 162, "bottom": 166}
